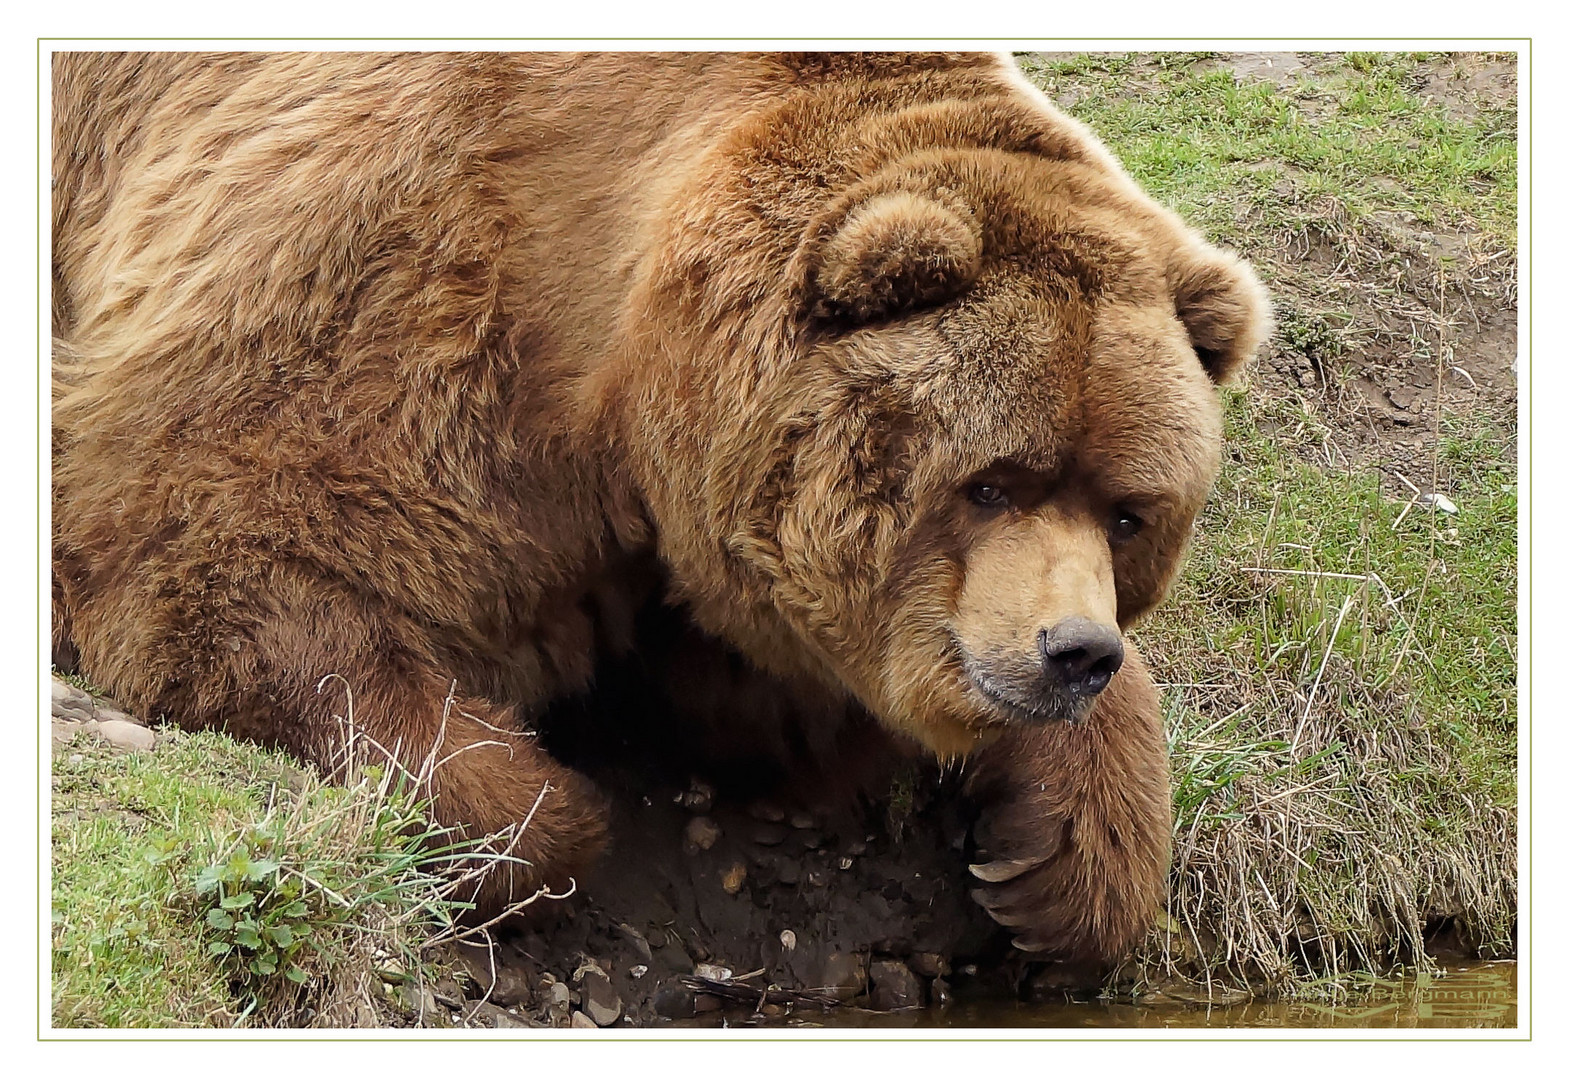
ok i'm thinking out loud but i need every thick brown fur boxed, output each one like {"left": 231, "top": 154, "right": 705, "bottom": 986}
{"left": 52, "top": 52, "right": 1268, "bottom": 958}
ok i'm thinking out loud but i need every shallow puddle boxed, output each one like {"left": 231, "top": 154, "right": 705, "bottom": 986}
{"left": 742, "top": 962, "right": 1518, "bottom": 1030}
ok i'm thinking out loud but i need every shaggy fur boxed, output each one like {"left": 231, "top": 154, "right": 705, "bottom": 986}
{"left": 52, "top": 52, "right": 1268, "bottom": 961}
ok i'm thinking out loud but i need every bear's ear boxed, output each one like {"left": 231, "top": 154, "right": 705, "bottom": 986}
{"left": 809, "top": 191, "right": 983, "bottom": 325}
{"left": 1168, "top": 244, "right": 1272, "bottom": 385}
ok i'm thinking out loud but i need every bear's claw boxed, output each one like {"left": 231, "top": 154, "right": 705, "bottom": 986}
{"left": 968, "top": 856, "right": 1045, "bottom": 883}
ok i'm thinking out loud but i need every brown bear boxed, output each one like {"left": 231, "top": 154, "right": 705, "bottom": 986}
{"left": 51, "top": 52, "right": 1268, "bottom": 966}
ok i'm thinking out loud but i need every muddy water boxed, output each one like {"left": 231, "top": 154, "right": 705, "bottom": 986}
{"left": 675, "top": 963, "right": 1518, "bottom": 1030}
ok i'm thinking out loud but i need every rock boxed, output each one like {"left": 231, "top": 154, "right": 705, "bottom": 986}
{"left": 721, "top": 862, "right": 747, "bottom": 895}
{"left": 614, "top": 922, "right": 654, "bottom": 964}
{"left": 570, "top": 1010, "right": 597, "bottom": 1028}
{"left": 432, "top": 977, "right": 466, "bottom": 1008}
{"left": 51, "top": 678, "right": 95, "bottom": 723}
{"left": 487, "top": 965, "right": 535, "bottom": 1008}
{"left": 683, "top": 816, "right": 722, "bottom": 852}
{"left": 750, "top": 822, "right": 788, "bottom": 846}
{"left": 543, "top": 978, "right": 572, "bottom": 1008}
{"left": 774, "top": 860, "right": 801, "bottom": 886}
{"left": 468, "top": 1001, "right": 533, "bottom": 1028}
{"left": 693, "top": 962, "right": 733, "bottom": 981}
{"left": 51, "top": 719, "right": 83, "bottom": 752}
{"left": 693, "top": 993, "right": 724, "bottom": 1013}
{"left": 820, "top": 952, "right": 867, "bottom": 1002}
{"left": 788, "top": 810, "right": 818, "bottom": 830}
{"left": 779, "top": 929, "right": 797, "bottom": 952}
{"left": 653, "top": 982, "right": 697, "bottom": 1019}
{"left": 907, "top": 952, "right": 949, "bottom": 978}
{"left": 675, "top": 779, "right": 715, "bottom": 813}
{"left": 93, "top": 718, "right": 156, "bottom": 752}
{"left": 580, "top": 969, "right": 622, "bottom": 1027}
{"left": 868, "top": 959, "right": 924, "bottom": 1011}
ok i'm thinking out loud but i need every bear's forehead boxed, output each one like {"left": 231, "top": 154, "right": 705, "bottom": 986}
{"left": 908, "top": 282, "right": 1217, "bottom": 499}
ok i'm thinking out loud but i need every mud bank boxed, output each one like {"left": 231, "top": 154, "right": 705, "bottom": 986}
{"left": 434, "top": 760, "right": 1047, "bottom": 1027}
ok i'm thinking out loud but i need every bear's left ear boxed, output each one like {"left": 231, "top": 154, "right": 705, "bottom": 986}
{"left": 1168, "top": 243, "right": 1272, "bottom": 385}
{"left": 808, "top": 190, "right": 983, "bottom": 325}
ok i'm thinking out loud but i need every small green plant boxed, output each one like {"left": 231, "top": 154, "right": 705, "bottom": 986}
{"left": 196, "top": 839, "right": 312, "bottom": 988}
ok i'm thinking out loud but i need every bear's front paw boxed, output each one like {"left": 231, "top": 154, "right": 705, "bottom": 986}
{"left": 962, "top": 657, "right": 1172, "bottom": 966}
{"left": 966, "top": 791, "right": 1159, "bottom": 963}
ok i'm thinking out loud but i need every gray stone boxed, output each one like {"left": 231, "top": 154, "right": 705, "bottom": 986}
{"left": 469, "top": 1001, "right": 532, "bottom": 1028}
{"left": 868, "top": 959, "right": 925, "bottom": 1011}
{"left": 907, "top": 952, "right": 949, "bottom": 978}
{"left": 615, "top": 922, "right": 654, "bottom": 964}
{"left": 94, "top": 718, "right": 156, "bottom": 752}
{"left": 580, "top": 970, "right": 622, "bottom": 1027}
{"left": 487, "top": 964, "right": 535, "bottom": 1008}
{"left": 542, "top": 978, "right": 572, "bottom": 1009}
{"left": 570, "top": 1010, "right": 598, "bottom": 1028}
{"left": 51, "top": 678, "right": 94, "bottom": 720}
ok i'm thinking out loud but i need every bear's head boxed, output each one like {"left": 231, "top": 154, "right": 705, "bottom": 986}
{"left": 602, "top": 87, "right": 1269, "bottom": 758}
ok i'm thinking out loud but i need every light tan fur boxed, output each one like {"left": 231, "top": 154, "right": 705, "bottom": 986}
{"left": 53, "top": 51, "right": 1268, "bottom": 958}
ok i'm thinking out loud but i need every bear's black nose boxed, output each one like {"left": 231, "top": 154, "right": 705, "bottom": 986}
{"left": 1038, "top": 617, "right": 1124, "bottom": 697}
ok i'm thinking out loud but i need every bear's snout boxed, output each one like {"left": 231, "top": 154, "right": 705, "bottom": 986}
{"left": 1038, "top": 617, "right": 1124, "bottom": 698}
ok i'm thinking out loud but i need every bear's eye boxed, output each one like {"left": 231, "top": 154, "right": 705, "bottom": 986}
{"left": 1109, "top": 508, "right": 1144, "bottom": 543}
{"left": 968, "top": 483, "right": 1010, "bottom": 509}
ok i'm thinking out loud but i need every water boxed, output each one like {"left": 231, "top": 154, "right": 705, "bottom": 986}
{"left": 784, "top": 962, "right": 1517, "bottom": 1030}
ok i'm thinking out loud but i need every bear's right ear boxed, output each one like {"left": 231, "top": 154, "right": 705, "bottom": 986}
{"left": 1168, "top": 243, "right": 1272, "bottom": 386}
{"left": 808, "top": 191, "right": 983, "bottom": 325}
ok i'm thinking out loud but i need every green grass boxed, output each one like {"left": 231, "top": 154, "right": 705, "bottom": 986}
{"left": 1137, "top": 390, "right": 1516, "bottom": 992}
{"left": 1014, "top": 52, "right": 1518, "bottom": 994}
{"left": 51, "top": 728, "right": 474, "bottom": 1028}
{"left": 1018, "top": 51, "right": 1516, "bottom": 247}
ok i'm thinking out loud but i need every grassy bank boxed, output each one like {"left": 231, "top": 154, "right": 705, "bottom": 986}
{"left": 51, "top": 721, "right": 472, "bottom": 1027}
{"left": 1017, "top": 51, "right": 1518, "bottom": 994}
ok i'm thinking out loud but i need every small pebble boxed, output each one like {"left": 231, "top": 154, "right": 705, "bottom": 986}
{"left": 683, "top": 816, "right": 722, "bottom": 852}
{"left": 721, "top": 862, "right": 747, "bottom": 895}
{"left": 779, "top": 930, "right": 797, "bottom": 951}
{"left": 570, "top": 1010, "right": 597, "bottom": 1028}
{"left": 788, "top": 810, "right": 818, "bottom": 830}
{"left": 693, "top": 962, "right": 733, "bottom": 981}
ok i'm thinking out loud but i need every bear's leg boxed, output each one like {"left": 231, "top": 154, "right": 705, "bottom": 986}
{"left": 67, "top": 563, "right": 608, "bottom": 919}
{"left": 963, "top": 642, "right": 1171, "bottom": 967}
